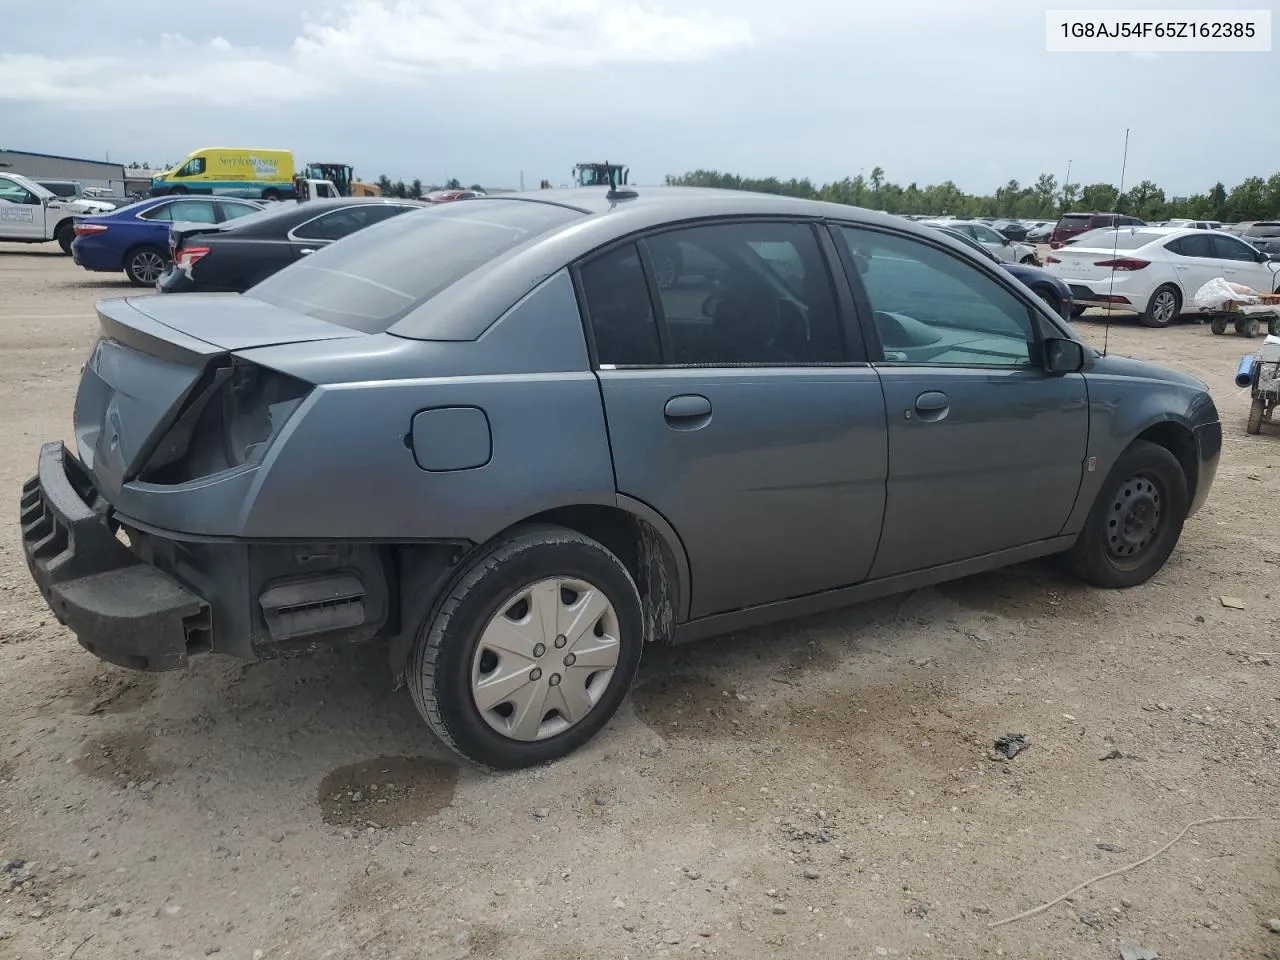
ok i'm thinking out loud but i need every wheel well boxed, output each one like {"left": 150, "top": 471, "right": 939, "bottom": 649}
{"left": 530, "top": 505, "right": 681, "bottom": 646}
{"left": 53, "top": 218, "right": 75, "bottom": 235}
{"left": 1135, "top": 422, "right": 1197, "bottom": 503}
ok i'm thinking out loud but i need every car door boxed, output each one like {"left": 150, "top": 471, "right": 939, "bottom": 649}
{"left": 972, "top": 223, "right": 1015, "bottom": 262}
{"left": 0, "top": 176, "right": 48, "bottom": 240}
{"left": 580, "top": 220, "right": 889, "bottom": 619}
{"left": 1212, "top": 233, "right": 1278, "bottom": 293}
{"left": 1163, "top": 233, "right": 1221, "bottom": 302}
{"left": 832, "top": 223, "right": 1089, "bottom": 579}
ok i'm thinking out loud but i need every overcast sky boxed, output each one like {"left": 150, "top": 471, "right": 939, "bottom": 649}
{"left": 1, "top": 0, "right": 1274, "bottom": 194}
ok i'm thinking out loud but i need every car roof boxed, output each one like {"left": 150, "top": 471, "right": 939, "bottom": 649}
{"left": 383, "top": 186, "right": 1027, "bottom": 341}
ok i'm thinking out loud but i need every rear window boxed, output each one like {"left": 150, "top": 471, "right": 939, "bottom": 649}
{"left": 1059, "top": 214, "right": 1092, "bottom": 225}
{"left": 249, "top": 199, "right": 584, "bottom": 333}
{"left": 1245, "top": 222, "right": 1280, "bottom": 238}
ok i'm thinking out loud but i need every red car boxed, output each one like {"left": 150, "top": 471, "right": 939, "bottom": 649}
{"left": 421, "top": 189, "right": 486, "bottom": 204}
{"left": 1049, "top": 212, "right": 1145, "bottom": 248}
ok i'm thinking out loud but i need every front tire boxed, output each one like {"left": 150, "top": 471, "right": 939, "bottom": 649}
{"left": 408, "top": 525, "right": 644, "bottom": 769}
{"left": 124, "top": 246, "right": 167, "bottom": 286}
{"left": 55, "top": 221, "right": 75, "bottom": 255}
{"left": 1020, "top": 254, "right": 1039, "bottom": 265}
{"left": 1063, "top": 440, "right": 1189, "bottom": 589}
{"left": 1070, "top": 304, "right": 1087, "bottom": 319}
{"left": 1140, "top": 284, "right": 1181, "bottom": 328}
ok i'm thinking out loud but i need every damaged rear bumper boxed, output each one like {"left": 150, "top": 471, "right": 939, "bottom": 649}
{"left": 20, "top": 442, "right": 393, "bottom": 672}
{"left": 20, "top": 442, "right": 209, "bottom": 670}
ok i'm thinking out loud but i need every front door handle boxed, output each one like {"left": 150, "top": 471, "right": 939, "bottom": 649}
{"left": 298, "top": 247, "right": 316, "bottom": 256}
{"left": 664, "top": 394, "right": 712, "bottom": 428}
{"left": 912, "top": 390, "right": 950, "bottom": 421}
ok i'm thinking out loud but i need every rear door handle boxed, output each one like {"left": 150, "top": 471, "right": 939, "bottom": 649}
{"left": 664, "top": 394, "right": 712, "bottom": 426}
{"left": 298, "top": 248, "right": 316, "bottom": 256}
{"left": 912, "top": 390, "right": 950, "bottom": 421}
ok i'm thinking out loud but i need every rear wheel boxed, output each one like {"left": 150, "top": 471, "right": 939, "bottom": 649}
{"left": 54, "top": 221, "right": 75, "bottom": 255}
{"left": 408, "top": 525, "right": 644, "bottom": 769}
{"left": 262, "top": 189, "right": 282, "bottom": 202}
{"left": 169, "top": 186, "right": 188, "bottom": 195}
{"left": 1140, "top": 285, "right": 1180, "bottom": 328}
{"left": 1063, "top": 440, "right": 1189, "bottom": 589}
{"left": 124, "top": 246, "right": 167, "bottom": 286}
{"left": 1020, "top": 254, "right": 1039, "bottom": 265}
{"left": 1070, "top": 304, "right": 1087, "bottom": 319}
{"left": 1247, "top": 398, "right": 1265, "bottom": 435}
{"left": 1031, "top": 286, "right": 1061, "bottom": 316}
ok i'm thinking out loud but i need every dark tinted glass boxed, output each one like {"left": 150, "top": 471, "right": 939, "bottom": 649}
{"left": 1211, "top": 234, "right": 1260, "bottom": 261}
{"left": 292, "top": 204, "right": 409, "bottom": 241}
{"left": 647, "top": 221, "right": 845, "bottom": 365}
{"left": 1168, "top": 234, "right": 1214, "bottom": 258}
{"left": 838, "top": 225, "right": 1032, "bottom": 367}
{"left": 249, "top": 200, "right": 583, "bottom": 333}
{"left": 579, "top": 244, "right": 661, "bottom": 366}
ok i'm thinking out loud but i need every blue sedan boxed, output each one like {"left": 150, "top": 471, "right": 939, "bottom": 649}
{"left": 71, "top": 195, "right": 264, "bottom": 286}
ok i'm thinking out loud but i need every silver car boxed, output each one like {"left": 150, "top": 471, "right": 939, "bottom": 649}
{"left": 927, "top": 219, "right": 1039, "bottom": 265}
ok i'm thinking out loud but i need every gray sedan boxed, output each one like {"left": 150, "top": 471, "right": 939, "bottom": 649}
{"left": 21, "top": 187, "right": 1221, "bottom": 769}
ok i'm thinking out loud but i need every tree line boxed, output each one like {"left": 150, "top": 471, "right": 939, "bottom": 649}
{"left": 374, "top": 175, "right": 485, "bottom": 198}
{"left": 663, "top": 167, "right": 1280, "bottom": 223}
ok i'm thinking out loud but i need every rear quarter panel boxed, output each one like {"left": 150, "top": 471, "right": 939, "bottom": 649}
{"left": 1062, "top": 355, "right": 1219, "bottom": 533}
{"left": 236, "top": 269, "right": 617, "bottom": 540}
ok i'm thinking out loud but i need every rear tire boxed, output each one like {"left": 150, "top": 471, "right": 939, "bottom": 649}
{"left": 169, "top": 186, "right": 188, "bottom": 195}
{"left": 1020, "top": 254, "right": 1039, "bottom": 265}
{"left": 55, "top": 221, "right": 75, "bottom": 255}
{"left": 1247, "top": 398, "right": 1265, "bottom": 435}
{"left": 1063, "top": 440, "right": 1189, "bottom": 589}
{"left": 1070, "top": 304, "right": 1087, "bottom": 319}
{"left": 1139, "top": 284, "right": 1181, "bottom": 328}
{"left": 408, "top": 524, "right": 644, "bottom": 769}
{"left": 1031, "top": 286, "right": 1061, "bottom": 316}
{"left": 124, "top": 246, "right": 167, "bottom": 286}
{"left": 262, "top": 189, "right": 282, "bottom": 202}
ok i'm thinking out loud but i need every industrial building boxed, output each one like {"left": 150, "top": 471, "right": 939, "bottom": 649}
{"left": 0, "top": 149, "right": 127, "bottom": 195}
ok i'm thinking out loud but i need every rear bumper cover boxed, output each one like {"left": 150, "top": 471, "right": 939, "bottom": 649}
{"left": 20, "top": 442, "right": 394, "bottom": 672}
{"left": 20, "top": 442, "right": 209, "bottom": 670}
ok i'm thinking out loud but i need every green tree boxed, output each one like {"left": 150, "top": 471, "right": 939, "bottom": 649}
{"left": 411, "top": 178, "right": 423, "bottom": 198}
{"left": 376, "top": 174, "right": 393, "bottom": 195}
{"left": 446, "top": 177, "right": 462, "bottom": 190}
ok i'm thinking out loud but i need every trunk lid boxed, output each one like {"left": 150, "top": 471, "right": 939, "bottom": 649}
{"left": 75, "top": 296, "right": 360, "bottom": 495}
{"left": 1048, "top": 246, "right": 1136, "bottom": 281}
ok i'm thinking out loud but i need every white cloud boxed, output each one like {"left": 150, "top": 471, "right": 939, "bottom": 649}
{"left": 0, "top": 0, "right": 754, "bottom": 105}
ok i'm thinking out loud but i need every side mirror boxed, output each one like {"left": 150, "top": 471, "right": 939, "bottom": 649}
{"left": 1001, "top": 236, "right": 1010, "bottom": 245}
{"left": 1043, "top": 337, "right": 1086, "bottom": 375}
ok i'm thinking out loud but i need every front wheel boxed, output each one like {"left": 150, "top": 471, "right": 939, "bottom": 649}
{"left": 1140, "top": 285, "right": 1181, "bottom": 328}
{"left": 1070, "top": 304, "right": 1087, "bottom": 319}
{"left": 408, "top": 525, "right": 644, "bottom": 769}
{"left": 1063, "top": 440, "right": 1189, "bottom": 589}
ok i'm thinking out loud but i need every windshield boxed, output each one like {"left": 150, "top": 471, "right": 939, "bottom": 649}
{"left": 249, "top": 199, "right": 585, "bottom": 333}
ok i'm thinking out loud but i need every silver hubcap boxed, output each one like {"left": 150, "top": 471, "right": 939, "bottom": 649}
{"left": 132, "top": 252, "right": 165, "bottom": 283}
{"left": 1152, "top": 291, "right": 1176, "bottom": 323}
{"left": 471, "top": 578, "right": 621, "bottom": 742}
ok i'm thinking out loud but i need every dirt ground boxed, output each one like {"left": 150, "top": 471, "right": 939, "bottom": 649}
{"left": 1, "top": 241, "right": 1278, "bottom": 960}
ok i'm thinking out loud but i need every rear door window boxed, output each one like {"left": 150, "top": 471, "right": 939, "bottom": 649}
{"left": 1167, "top": 234, "right": 1215, "bottom": 258}
{"left": 1211, "top": 234, "right": 1262, "bottom": 262}
{"left": 291, "top": 204, "right": 410, "bottom": 242}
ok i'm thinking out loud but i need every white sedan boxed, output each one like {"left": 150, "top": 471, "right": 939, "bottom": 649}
{"left": 1043, "top": 226, "right": 1280, "bottom": 327}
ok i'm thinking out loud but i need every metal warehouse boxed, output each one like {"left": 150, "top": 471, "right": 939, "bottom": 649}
{"left": 0, "top": 149, "right": 126, "bottom": 194}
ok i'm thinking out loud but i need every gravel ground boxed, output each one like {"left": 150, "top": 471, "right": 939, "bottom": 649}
{"left": 1, "top": 241, "right": 1278, "bottom": 960}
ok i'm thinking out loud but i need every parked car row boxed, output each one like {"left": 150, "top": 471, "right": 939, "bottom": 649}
{"left": 1042, "top": 226, "right": 1280, "bottom": 327}
{"left": 920, "top": 218, "right": 1040, "bottom": 265}
{"left": 21, "top": 184, "right": 1223, "bottom": 770}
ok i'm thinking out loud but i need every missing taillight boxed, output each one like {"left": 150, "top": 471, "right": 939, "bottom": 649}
{"left": 140, "top": 361, "right": 311, "bottom": 484}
